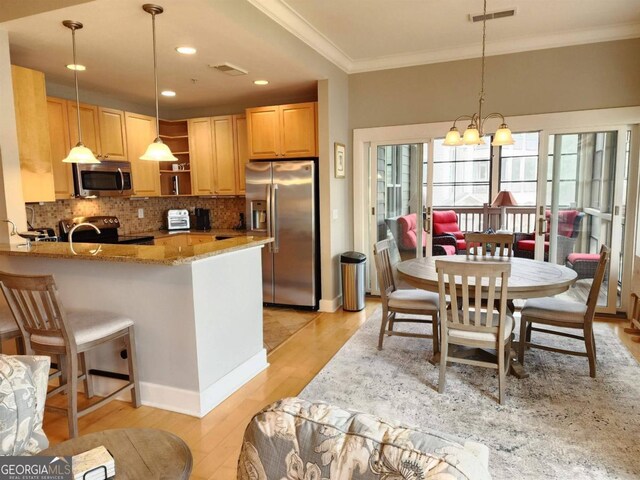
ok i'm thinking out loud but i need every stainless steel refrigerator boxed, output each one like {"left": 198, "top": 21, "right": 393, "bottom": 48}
{"left": 246, "top": 160, "right": 318, "bottom": 309}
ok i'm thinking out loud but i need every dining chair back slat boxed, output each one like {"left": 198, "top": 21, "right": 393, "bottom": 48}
{"left": 465, "top": 233, "right": 514, "bottom": 258}
{"left": 374, "top": 240, "right": 397, "bottom": 302}
{"left": 585, "top": 245, "right": 610, "bottom": 322}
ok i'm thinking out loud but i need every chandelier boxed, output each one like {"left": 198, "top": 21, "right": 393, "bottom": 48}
{"left": 443, "top": 0, "right": 514, "bottom": 147}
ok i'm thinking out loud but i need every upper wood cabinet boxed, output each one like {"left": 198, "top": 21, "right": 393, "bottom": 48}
{"left": 125, "top": 112, "right": 160, "bottom": 197}
{"left": 246, "top": 102, "right": 317, "bottom": 160}
{"left": 98, "top": 107, "right": 127, "bottom": 160}
{"left": 234, "top": 115, "right": 248, "bottom": 195}
{"left": 189, "top": 117, "right": 215, "bottom": 195}
{"left": 46, "top": 97, "right": 74, "bottom": 200}
{"left": 68, "top": 102, "right": 101, "bottom": 157}
{"left": 212, "top": 115, "right": 237, "bottom": 195}
{"left": 11, "top": 65, "right": 55, "bottom": 203}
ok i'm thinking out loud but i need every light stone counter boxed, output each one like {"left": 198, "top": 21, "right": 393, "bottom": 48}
{"left": 0, "top": 236, "right": 271, "bottom": 265}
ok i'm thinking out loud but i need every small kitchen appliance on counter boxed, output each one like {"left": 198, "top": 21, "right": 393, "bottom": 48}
{"left": 167, "top": 209, "right": 190, "bottom": 230}
{"left": 193, "top": 208, "right": 211, "bottom": 231}
{"left": 58, "top": 216, "right": 154, "bottom": 245}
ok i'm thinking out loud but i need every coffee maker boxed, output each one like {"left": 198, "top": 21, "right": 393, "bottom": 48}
{"left": 193, "top": 208, "right": 211, "bottom": 231}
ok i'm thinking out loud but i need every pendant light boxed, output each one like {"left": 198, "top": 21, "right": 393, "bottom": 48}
{"left": 140, "top": 4, "right": 177, "bottom": 162}
{"left": 443, "top": 0, "right": 514, "bottom": 147}
{"left": 62, "top": 20, "right": 100, "bottom": 164}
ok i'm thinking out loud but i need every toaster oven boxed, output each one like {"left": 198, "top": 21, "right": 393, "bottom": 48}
{"left": 167, "top": 209, "right": 190, "bottom": 230}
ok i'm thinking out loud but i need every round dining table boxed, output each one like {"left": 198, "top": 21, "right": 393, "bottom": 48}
{"left": 397, "top": 255, "right": 577, "bottom": 299}
{"left": 397, "top": 255, "right": 578, "bottom": 378}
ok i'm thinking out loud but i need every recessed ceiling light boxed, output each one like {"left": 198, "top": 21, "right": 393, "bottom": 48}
{"left": 175, "top": 46, "right": 196, "bottom": 55}
{"left": 161, "top": 90, "right": 176, "bottom": 97}
{"left": 66, "top": 64, "right": 86, "bottom": 71}
{"left": 254, "top": 80, "right": 269, "bottom": 86}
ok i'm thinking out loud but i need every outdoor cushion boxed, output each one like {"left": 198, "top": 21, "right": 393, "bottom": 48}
{"left": 447, "top": 312, "right": 514, "bottom": 342}
{"left": 456, "top": 239, "right": 467, "bottom": 251}
{"left": 238, "top": 397, "right": 492, "bottom": 480}
{"left": 30, "top": 309, "right": 133, "bottom": 347}
{"left": 517, "top": 239, "right": 549, "bottom": 252}
{"left": 522, "top": 297, "right": 587, "bottom": 323}
{"left": 397, "top": 213, "right": 427, "bottom": 249}
{"left": 441, "top": 245, "right": 456, "bottom": 255}
{"left": 0, "top": 355, "right": 50, "bottom": 455}
{"left": 567, "top": 253, "right": 601, "bottom": 263}
{"left": 388, "top": 289, "right": 439, "bottom": 310}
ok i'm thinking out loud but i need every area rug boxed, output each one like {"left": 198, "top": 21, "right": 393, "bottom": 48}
{"left": 300, "top": 308, "right": 640, "bottom": 479}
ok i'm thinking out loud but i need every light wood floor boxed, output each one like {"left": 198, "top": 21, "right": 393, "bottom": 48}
{"left": 40, "top": 299, "right": 639, "bottom": 479}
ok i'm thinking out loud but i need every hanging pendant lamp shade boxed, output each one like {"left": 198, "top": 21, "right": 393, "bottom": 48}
{"left": 62, "top": 20, "right": 99, "bottom": 164}
{"left": 141, "top": 4, "right": 177, "bottom": 162}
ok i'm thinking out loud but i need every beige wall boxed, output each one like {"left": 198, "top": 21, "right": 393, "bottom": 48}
{"left": 349, "top": 39, "right": 640, "bottom": 130}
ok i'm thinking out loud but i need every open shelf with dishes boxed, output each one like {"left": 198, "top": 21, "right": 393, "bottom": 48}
{"left": 158, "top": 120, "right": 192, "bottom": 196}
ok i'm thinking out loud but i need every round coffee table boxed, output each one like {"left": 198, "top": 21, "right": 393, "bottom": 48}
{"left": 40, "top": 428, "right": 192, "bottom": 479}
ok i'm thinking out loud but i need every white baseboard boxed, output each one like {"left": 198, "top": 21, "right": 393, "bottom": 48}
{"left": 198, "top": 348, "right": 268, "bottom": 417}
{"left": 319, "top": 295, "right": 342, "bottom": 312}
{"left": 89, "top": 348, "right": 269, "bottom": 418}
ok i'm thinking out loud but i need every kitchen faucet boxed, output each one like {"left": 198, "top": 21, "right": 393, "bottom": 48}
{"left": 69, "top": 222, "right": 101, "bottom": 253}
{"left": 1, "top": 219, "right": 30, "bottom": 248}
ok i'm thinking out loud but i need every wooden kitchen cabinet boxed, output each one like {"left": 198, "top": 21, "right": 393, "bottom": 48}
{"left": 68, "top": 102, "right": 101, "bottom": 158}
{"left": 246, "top": 102, "right": 317, "bottom": 160}
{"left": 189, "top": 117, "right": 215, "bottom": 195}
{"left": 98, "top": 107, "right": 128, "bottom": 160}
{"left": 11, "top": 65, "right": 55, "bottom": 203}
{"left": 46, "top": 97, "right": 74, "bottom": 199}
{"left": 212, "top": 115, "right": 237, "bottom": 195}
{"left": 234, "top": 115, "right": 248, "bottom": 195}
{"left": 125, "top": 112, "right": 160, "bottom": 197}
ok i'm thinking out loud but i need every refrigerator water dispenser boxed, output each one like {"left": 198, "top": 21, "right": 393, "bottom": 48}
{"left": 250, "top": 200, "right": 267, "bottom": 231}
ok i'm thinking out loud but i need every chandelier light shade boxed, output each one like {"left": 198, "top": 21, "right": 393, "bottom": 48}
{"left": 62, "top": 20, "right": 99, "bottom": 164}
{"left": 141, "top": 4, "right": 177, "bottom": 162}
{"left": 443, "top": 0, "right": 514, "bottom": 148}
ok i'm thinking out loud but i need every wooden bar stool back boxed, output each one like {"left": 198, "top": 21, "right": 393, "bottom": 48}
{"left": 0, "top": 271, "right": 140, "bottom": 438}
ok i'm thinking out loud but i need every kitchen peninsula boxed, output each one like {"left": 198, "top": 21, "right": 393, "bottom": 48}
{"left": 0, "top": 236, "right": 272, "bottom": 417}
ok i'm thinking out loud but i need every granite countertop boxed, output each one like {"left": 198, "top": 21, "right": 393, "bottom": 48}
{"left": 0, "top": 236, "right": 272, "bottom": 266}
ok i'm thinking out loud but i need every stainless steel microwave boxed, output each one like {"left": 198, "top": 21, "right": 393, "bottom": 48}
{"left": 73, "top": 161, "right": 133, "bottom": 198}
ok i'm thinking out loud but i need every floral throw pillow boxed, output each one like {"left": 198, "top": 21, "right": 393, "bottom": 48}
{"left": 0, "top": 354, "right": 50, "bottom": 455}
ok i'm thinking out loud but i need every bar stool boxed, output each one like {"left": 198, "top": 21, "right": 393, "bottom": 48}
{"left": 0, "top": 300, "right": 24, "bottom": 354}
{"left": 0, "top": 271, "right": 140, "bottom": 438}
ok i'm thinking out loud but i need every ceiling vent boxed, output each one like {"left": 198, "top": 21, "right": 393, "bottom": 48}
{"left": 210, "top": 63, "right": 248, "bottom": 76}
{"left": 469, "top": 8, "right": 516, "bottom": 22}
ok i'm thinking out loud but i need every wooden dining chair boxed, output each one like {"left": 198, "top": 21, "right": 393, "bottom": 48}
{"left": 436, "top": 259, "right": 512, "bottom": 404}
{"left": 0, "top": 271, "right": 141, "bottom": 438}
{"left": 518, "top": 245, "right": 609, "bottom": 377}
{"left": 374, "top": 239, "right": 440, "bottom": 353}
{"left": 465, "top": 233, "right": 514, "bottom": 257}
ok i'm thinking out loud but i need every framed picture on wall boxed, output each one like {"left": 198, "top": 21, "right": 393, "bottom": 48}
{"left": 335, "top": 143, "right": 346, "bottom": 178}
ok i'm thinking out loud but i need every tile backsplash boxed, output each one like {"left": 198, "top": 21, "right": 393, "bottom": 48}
{"left": 27, "top": 196, "right": 246, "bottom": 235}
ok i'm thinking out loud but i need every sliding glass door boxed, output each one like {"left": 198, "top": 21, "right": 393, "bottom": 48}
{"left": 369, "top": 142, "right": 428, "bottom": 294}
{"left": 538, "top": 129, "right": 629, "bottom": 313}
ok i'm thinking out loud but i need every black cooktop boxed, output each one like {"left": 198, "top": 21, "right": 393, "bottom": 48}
{"left": 58, "top": 216, "right": 154, "bottom": 245}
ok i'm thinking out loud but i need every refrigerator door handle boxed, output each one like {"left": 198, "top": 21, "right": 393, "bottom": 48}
{"left": 266, "top": 183, "right": 273, "bottom": 252}
{"left": 272, "top": 183, "right": 279, "bottom": 253}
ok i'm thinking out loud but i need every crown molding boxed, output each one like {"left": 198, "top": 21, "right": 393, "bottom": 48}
{"left": 349, "top": 22, "right": 640, "bottom": 73}
{"left": 248, "top": 0, "right": 640, "bottom": 75}
{"left": 247, "top": 0, "right": 353, "bottom": 73}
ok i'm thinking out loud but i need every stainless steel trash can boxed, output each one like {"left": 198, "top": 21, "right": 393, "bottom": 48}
{"left": 341, "top": 251, "right": 366, "bottom": 312}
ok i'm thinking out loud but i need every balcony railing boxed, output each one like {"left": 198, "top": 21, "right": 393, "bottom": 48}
{"left": 435, "top": 205, "right": 537, "bottom": 234}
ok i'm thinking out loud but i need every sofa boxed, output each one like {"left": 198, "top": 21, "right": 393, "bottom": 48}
{"left": 386, "top": 213, "right": 456, "bottom": 259}
{"left": 514, "top": 209, "right": 584, "bottom": 263}
{"left": 238, "top": 397, "right": 492, "bottom": 479}
{"left": 0, "top": 354, "right": 50, "bottom": 455}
